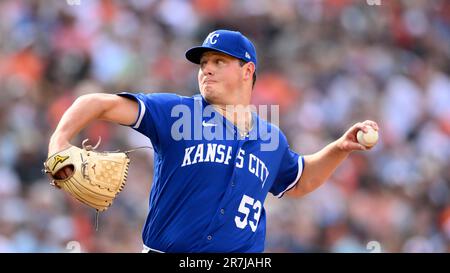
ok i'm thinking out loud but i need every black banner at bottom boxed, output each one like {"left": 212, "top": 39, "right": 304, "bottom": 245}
{"left": 4, "top": 253, "right": 446, "bottom": 272}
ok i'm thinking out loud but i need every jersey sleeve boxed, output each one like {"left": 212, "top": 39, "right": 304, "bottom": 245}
{"left": 269, "top": 134, "right": 305, "bottom": 198}
{"left": 116, "top": 92, "right": 181, "bottom": 152}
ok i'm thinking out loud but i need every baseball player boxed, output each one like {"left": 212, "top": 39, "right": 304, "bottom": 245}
{"left": 48, "top": 29, "right": 379, "bottom": 253}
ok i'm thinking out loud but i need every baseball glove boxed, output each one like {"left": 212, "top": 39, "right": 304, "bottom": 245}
{"left": 43, "top": 138, "right": 130, "bottom": 212}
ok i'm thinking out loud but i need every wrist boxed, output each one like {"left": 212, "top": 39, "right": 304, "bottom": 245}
{"left": 333, "top": 138, "right": 351, "bottom": 155}
{"left": 49, "top": 135, "right": 71, "bottom": 155}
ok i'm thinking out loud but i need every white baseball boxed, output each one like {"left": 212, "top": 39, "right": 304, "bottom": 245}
{"left": 357, "top": 127, "right": 379, "bottom": 147}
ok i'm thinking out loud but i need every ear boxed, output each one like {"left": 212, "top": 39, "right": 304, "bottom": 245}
{"left": 243, "top": 62, "right": 255, "bottom": 81}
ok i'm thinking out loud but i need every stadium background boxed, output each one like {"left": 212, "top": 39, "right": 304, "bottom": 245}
{"left": 0, "top": 0, "right": 449, "bottom": 252}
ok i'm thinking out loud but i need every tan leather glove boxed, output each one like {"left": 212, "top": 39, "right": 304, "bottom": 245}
{"left": 44, "top": 138, "right": 130, "bottom": 212}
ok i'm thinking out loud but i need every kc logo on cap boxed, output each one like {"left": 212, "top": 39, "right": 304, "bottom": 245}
{"left": 185, "top": 29, "right": 258, "bottom": 70}
{"left": 204, "top": 32, "right": 220, "bottom": 45}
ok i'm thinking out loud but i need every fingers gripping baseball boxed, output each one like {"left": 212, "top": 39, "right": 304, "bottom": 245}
{"left": 339, "top": 120, "right": 379, "bottom": 152}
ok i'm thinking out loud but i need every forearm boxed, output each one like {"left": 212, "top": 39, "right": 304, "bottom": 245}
{"left": 49, "top": 95, "right": 106, "bottom": 151}
{"left": 48, "top": 93, "right": 139, "bottom": 155}
{"left": 288, "top": 140, "right": 349, "bottom": 197}
{"left": 286, "top": 120, "right": 378, "bottom": 198}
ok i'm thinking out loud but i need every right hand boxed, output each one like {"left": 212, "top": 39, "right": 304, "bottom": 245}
{"left": 53, "top": 166, "right": 74, "bottom": 180}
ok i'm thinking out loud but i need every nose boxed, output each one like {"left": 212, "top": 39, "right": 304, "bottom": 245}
{"left": 200, "top": 61, "right": 214, "bottom": 76}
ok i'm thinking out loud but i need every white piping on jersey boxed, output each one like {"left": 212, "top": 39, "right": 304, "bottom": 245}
{"left": 142, "top": 244, "right": 165, "bottom": 253}
{"left": 202, "top": 120, "right": 217, "bottom": 127}
{"left": 134, "top": 99, "right": 146, "bottom": 129}
{"left": 275, "top": 156, "right": 304, "bottom": 198}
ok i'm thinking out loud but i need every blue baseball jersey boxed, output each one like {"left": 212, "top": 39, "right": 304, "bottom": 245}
{"left": 118, "top": 92, "right": 304, "bottom": 253}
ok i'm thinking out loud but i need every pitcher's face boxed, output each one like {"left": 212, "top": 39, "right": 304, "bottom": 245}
{"left": 198, "top": 52, "right": 244, "bottom": 104}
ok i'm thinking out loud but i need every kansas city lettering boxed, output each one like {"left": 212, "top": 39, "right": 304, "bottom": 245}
{"left": 181, "top": 144, "right": 269, "bottom": 186}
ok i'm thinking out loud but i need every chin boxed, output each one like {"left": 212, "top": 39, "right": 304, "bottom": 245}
{"left": 201, "top": 87, "right": 218, "bottom": 100}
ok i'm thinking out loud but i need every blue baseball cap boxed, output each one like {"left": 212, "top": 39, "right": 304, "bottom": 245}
{"left": 185, "top": 30, "right": 257, "bottom": 70}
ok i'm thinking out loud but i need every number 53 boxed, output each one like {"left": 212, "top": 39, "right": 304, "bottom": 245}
{"left": 234, "top": 194, "right": 262, "bottom": 232}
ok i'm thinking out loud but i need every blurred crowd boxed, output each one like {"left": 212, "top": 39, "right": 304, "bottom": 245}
{"left": 0, "top": 0, "right": 449, "bottom": 252}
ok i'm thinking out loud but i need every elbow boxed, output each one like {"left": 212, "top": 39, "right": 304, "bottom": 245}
{"left": 303, "top": 177, "right": 327, "bottom": 195}
{"left": 286, "top": 180, "right": 309, "bottom": 198}
{"left": 74, "top": 93, "right": 108, "bottom": 113}
{"left": 287, "top": 177, "right": 324, "bottom": 198}
{"left": 75, "top": 93, "right": 101, "bottom": 105}
{"left": 286, "top": 188, "right": 306, "bottom": 198}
